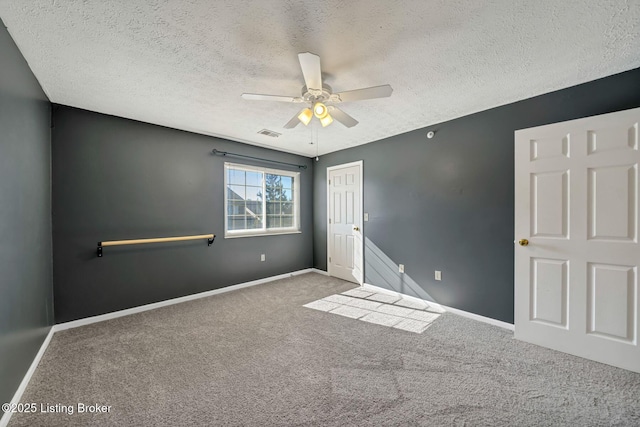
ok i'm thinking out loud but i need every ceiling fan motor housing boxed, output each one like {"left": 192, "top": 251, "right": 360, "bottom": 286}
{"left": 301, "top": 84, "right": 334, "bottom": 104}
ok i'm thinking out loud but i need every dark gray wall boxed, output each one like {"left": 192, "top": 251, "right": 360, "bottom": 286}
{"left": 314, "top": 67, "right": 640, "bottom": 324}
{"left": 52, "top": 106, "right": 313, "bottom": 323}
{"left": 0, "top": 22, "right": 53, "bottom": 405}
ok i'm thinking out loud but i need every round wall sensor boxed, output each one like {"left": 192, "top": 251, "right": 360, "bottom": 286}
{"left": 427, "top": 131, "right": 435, "bottom": 139}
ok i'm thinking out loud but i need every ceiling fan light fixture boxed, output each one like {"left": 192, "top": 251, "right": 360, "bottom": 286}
{"left": 298, "top": 108, "right": 313, "bottom": 125}
{"left": 242, "top": 52, "right": 393, "bottom": 131}
{"left": 320, "top": 113, "right": 333, "bottom": 127}
{"left": 313, "top": 102, "right": 328, "bottom": 119}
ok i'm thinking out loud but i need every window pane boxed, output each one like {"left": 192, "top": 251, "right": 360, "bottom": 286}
{"left": 280, "top": 176, "right": 292, "bottom": 189}
{"left": 267, "top": 215, "right": 281, "bottom": 228}
{"left": 228, "top": 200, "right": 245, "bottom": 215}
{"left": 245, "top": 201, "right": 262, "bottom": 216}
{"left": 265, "top": 191, "right": 276, "bottom": 202}
{"left": 228, "top": 169, "right": 245, "bottom": 185}
{"left": 245, "top": 186, "right": 262, "bottom": 201}
{"left": 246, "top": 171, "right": 262, "bottom": 187}
{"left": 228, "top": 216, "right": 246, "bottom": 230}
{"left": 281, "top": 202, "right": 293, "bottom": 215}
{"left": 265, "top": 173, "right": 281, "bottom": 183}
{"left": 246, "top": 217, "right": 262, "bottom": 229}
{"left": 265, "top": 175, "right": 281, "bottom": 201}
{"left": 267, "top": 202, "right": 280, "bottom": 214}
{"left": 282, "top": 216, "right": 294, "bottom": 228}
{"left": 265, "top": 189, "right": 279, "bottom": 202}
{"left": 225, "top": 165, "right": 298, "bottom": 236}
{"left": 228, "top": 185, "right": 245, "bottom": 200}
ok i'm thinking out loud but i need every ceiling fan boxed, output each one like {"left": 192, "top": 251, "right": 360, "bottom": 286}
{"left": 242, "top": 52, "right": 393, "bottom": 129}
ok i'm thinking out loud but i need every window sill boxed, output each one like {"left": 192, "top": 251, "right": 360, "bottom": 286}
{"left": 224, "top": 230, "right": 302, "bottom": 239}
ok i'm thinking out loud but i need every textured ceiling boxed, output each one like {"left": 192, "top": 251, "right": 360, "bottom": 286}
{"left": 1, "top": 1, "right": 639, "bottom": 156}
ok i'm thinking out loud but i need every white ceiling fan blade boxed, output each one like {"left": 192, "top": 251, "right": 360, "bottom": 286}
{"left": 298, "top": 52, "right": 322, "bottom": 92}
{"left": 283, "top": 109, "right": 305, "bottom": 128}
{"left": 242, "top": 93, "right": 302, "bottom": 103}
{"left": 329, "top": 106, "right": 359, "bottom": 128}
{"left": 333, "top": 84, "right": 393, "bottom": 103}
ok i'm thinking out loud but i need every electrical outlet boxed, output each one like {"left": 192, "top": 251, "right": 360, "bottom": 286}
{"left": 399, "top": 264, "right": 405, "bottom": 273}
{"left": 364, "top": 213, "right": 369, "bottom": 222}
{"left": 260, "top": 254, "right": 266, "bottom": 262}
{"left": 435, "top": 270, "right": 442, "bottom": 281}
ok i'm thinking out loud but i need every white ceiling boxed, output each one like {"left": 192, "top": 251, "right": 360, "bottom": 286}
{"left": 1, "top": 1, "right": 639, "bottom": 157}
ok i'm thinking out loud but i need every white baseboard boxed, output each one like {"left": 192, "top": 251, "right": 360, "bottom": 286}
{"left": 362, "top": 283, "right": 514, "bottom": 331}
{"left": 0, "top": 327, "right": 55, "bottom": 427}
{"left": 55, "top": 268, "right": 316, "bottom": 332}
{"left": 311, "top": 268, "right": 330, "bottom": 276}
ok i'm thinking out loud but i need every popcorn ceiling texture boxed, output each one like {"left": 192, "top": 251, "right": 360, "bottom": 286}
{"left": 0, "top": 0, "right": 639, "bottom": 156}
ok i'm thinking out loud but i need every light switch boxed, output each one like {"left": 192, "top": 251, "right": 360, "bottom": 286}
{"left": 364, "top": 213, "right": 369, "bottom": 222}
{"left": 435, "top": 271, "right": 442, "bottom": 281}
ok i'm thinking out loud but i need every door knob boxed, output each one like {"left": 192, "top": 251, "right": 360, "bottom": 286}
{"left": 518, "top": 239, "right": 529, "bottom": 246}
{"left": 353, "top": 226, "right": 360, "bottom": 231}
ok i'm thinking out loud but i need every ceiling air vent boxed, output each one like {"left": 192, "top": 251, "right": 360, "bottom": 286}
{"left": 257, "top": 129, "right": 281, "bottom": 138}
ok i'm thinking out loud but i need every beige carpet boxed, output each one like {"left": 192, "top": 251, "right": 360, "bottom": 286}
{"left": 8, "top": 273, "right": 640, "bottom": 426}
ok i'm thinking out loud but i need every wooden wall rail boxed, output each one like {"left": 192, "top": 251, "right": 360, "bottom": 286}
{"left": 97, "top": 234, "right": 215, "bottom": 257}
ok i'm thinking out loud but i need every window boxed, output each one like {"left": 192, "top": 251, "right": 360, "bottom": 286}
{"left": 224, "top": 163, "right": 300, "bottom": 237}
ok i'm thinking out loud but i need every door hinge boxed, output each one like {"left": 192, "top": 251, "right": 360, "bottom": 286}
{"left": 329, "top": 179, "right": 331, "bottom": 185}
{"left": 329, "top": 257, "right": 332, "bottom": 262}
{"left": 329, "top": 218, "right": 332, "bottom": 224}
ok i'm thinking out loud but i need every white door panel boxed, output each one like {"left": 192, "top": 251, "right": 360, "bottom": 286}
{"left": 328, "top": 162, "right": 363, "bottom": 284}
{"left": 530, "top": 257, "right": 568, "bottom": 327}
{"left": 587, "top": 262, "right": 636, "bottom": 342}
{"left": 530, "top": 170, "right": 569, "bottom": 238}
{"left": 588, "top": 165, "right": 636, "bottom": 241}
{"left": 515, "top": 107, "right": 640, "bottom": 373}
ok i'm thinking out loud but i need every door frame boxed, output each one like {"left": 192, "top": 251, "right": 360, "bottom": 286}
{"left": 326, "top": 160, "right": 364, "bottom": 285}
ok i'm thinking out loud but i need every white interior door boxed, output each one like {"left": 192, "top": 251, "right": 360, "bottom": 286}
{"left": 328, "top": 161, "right": 363, "bottom": 284}
{"left": 515, "top": 107, "right": 640, "bottom": 373}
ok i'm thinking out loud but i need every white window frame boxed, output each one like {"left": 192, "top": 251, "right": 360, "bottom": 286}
{"left": 224, "top": 162, "right": 301, "bottom": 238}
